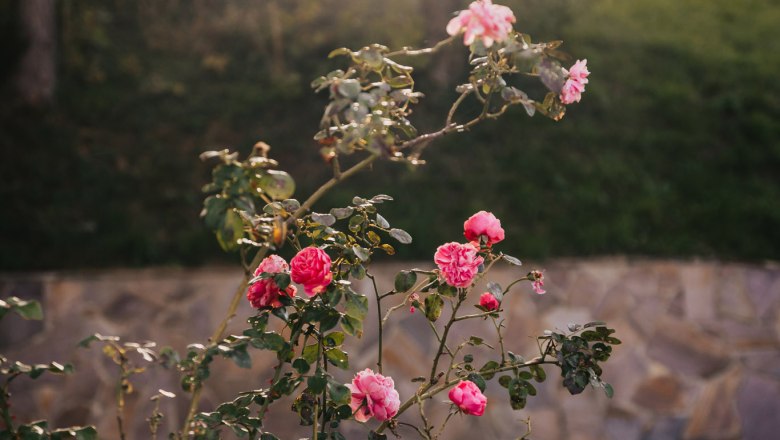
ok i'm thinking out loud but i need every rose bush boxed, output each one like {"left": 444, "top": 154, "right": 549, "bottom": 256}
{"left": 1, "top": 2, "right": 621, "bottom": 439}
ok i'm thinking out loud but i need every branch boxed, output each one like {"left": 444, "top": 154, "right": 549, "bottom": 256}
{"left": 386, "top": 35, "right": 457, "bottom": 57}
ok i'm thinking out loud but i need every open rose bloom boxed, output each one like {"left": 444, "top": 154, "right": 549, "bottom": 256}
{"left": 449, "top": 380, "right": 487, "bottom": 416}
{"left": 434, "top": 242, "right": 484, "bottom": 288}
{"left": 446, "top": 0, "right": 516, "bottom": 48}
{"left": 247, "top": 255, "right": 297, "bottom": 308}
{"left": 290, "top": 246, "right": 333, "bottom": 296}
{"left": 464, "top": 210, "right": 505, "bottom": 246}
{"left": 347, "top": 369, "right": 401, "bottom": 422}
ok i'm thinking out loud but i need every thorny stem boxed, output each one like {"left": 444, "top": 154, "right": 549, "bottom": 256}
{"left": 368, "top": 273, "right": 384, "bottom": 374}
{"left": 181, "top": 248, "right": 268, "bottom": 436}
{"left": 0, "top": 377, "right": 18, "bottom": 434}
{"left": 312, "top": 326, "right": 323, "bottom": 440}
{"left": 258, "top": 359, "right": 285, "bottom": 420}
{"left": 493, "top": 317, "right": 507, "bottom": 365}
{"left": 447, "top": 89, "right": 473, "bottom": 126}
{"left": 417, "top": 394, "right": 433, "bottom": 439}
{"left": 434, "top": 410, "right": 457, "bottom": 440}
{"left": 429, "top": 294, "right": 466, "bottom": 383}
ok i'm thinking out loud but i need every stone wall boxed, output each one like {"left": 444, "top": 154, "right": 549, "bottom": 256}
{"left": 1, "top": 258, "right": 779, "bottom": 439}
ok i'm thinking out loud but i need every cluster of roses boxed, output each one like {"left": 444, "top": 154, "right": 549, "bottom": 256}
{"left": 446, "top": 0, "right": 590, "bottom": 106}
{"left": 245, "top": 209, "right": 546, "bottom": 422}
{"left": 434, "top": 211, "right": 545, "bottom": 315}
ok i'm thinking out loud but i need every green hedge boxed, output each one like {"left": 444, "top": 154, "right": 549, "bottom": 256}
{"left": 1, "top": 0, "right": 778, "bottom": 269}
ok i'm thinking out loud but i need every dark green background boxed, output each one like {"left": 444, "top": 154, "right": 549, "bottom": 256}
{"left": 1, "top": 0, "right": 778, "bottom": 270}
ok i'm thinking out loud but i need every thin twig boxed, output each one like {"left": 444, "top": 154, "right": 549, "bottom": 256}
{"left": 368, "top": 273, "right": 384, "bottom": 374}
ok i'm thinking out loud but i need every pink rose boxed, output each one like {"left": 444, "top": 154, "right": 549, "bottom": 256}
{"left": 247, "top": 255, "right": 297, "bottom": 308}
{"left": 448, "top": 380, "right": 487, "bottom": 416}
{"left": 463, "top": 211, "right": 505, "bottom": 246}
{"left": 434, "top": 242, "right": 484, "bottom": 288}
{"left": 347, "top": 369, "right": 400, "bottom": 422}
{"left": 290, "top": 247, "right": 333, "bottom": 296}
{"left": 479, "top": 292, "right": 500, "bottom": 311}
{"left": 560, "top": 59, "right": 590, "bottom": 105}
{"left": 446, "top": 0, "right": 516, "bottom": 48}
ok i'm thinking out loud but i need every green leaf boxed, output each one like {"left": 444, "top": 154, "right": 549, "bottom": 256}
{"left": 375, "top": 213, "right": 390, "bottom": 228}
{"left": 328, "top": 382, "right": 351, "bottom": 404}
{"left": 324, "top": 332, "right": 345, "bottom": 347}
{"left": 337, "top": 79, "right": 361, "bottom": 99}
{"left": 260, "top": 434, "right": 280, "bottom": 440}
{"left": 345, "top": 293, "right": 368, "bottom": 320}
{"left": 325, "top": 349, "right": 349, "bottom": 369}
{"left": 248, "top": 314, "right": 269, "bottom": 332}
{"left": 216, "top": 208, "right": 244, "bottom": 251}
{"left": 311, "top": 212, "right": 337, "bottom": 226}
{"left": 480, "top": 361, "right": 500, "bottom": 380}
{"left": 1, "top": 297, "right": 43, "bottom": 320}
{"left": 394, "top": 270, "right": 417, "bottom": 292}
{"left": 370, "top": 194, "right": 393, "bottom": 203}
{"left": 320, "top": 308, "right": 341, "bottom": 333}
{"left": 330, "top": 207, "right": 354, "bottom": 219}
{"left": 389, "top": 228, "right": 412, "bottom": 244}
{"left": 229, "top": 346, "right": 251, "bottom": 369}
{"left": 467, "top": 373, "right": 487, "bottom": 392}
{"left": 308, "top": 373, "right": 328, "bottom": 394}
{"left": 468, "top": 336, "right": 484, "bottom": 346}
{"left": 335, "top": 404, "right": 353, "bottom": 420}
{"left": 498, "top": 375, "right": 512, "bottom": 388}
{"left": 529, "top": 364, "right": 547, "bottom": 382}
{"left": 352, "top": 246, "right": 370, "bottom": 262}
{"left": 350, "top": 264, "right": 366, "bottom": 280}
{"left": 604, "top": 382, "right": 614, "bottom": 398}
{"left": 202, "top": 195, "right": 230, "bottom": 230}
{"left": 424, "top": 294, "right": 444, "bottom": 322}
{"left": 302, "top": 344, "right": 319, "bottom": 364}
{"left": 340, "top": 315, "right": 363, "bottom": 338}
{"left": 437, "top": 283, "right": 458, "bottom": 298}
{"left": 501, "top": 254, "right": 522, "bottom": 266}
{"left": 251, "top": 332, "right": 286, "bottom": 351}
{"left": 292, "top": 358, "right": 311, "bottom": 374}
{"left": 386, "top": 76, "right": 413, "bottom": 88}
{"left": 328, "top": 47, "right": 353, "bottom": 58}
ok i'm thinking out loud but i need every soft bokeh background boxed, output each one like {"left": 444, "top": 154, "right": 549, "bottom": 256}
{"left": 2, "top": 1, "right": 780, "bottom": 439}
{"left": 2, "top": 0, "right": 779, "bottom": 270}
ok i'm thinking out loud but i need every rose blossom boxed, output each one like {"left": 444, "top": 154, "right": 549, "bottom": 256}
{"left": 347, "top": 369, "right": 400, "bottom": 422}
{"left": 479, "top": 292, "right": 500, "bottom": 311}
{"left": 448, "top": 380, "right": 487, "bottom": 416}
{"left": 463, "top": 211, "right": 505, "bottom": 246}
{"left": 247, "top": 255, "right": 297, "bottom": 308}
{"left": 434, "top": 242, "right": 484, "bottom": 288}
{"left": 446, "top": 0, "right": 516, "bottom": 48}
{"left": 290, "top": 247, "right": 333, "bottom": 296}
{"left": 560, "top": 59, "right": 590, "bottom": 105}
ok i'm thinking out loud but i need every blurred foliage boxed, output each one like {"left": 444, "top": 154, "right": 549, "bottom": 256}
{"left": 1, "top": 0, "right": 778, "bottom": 270}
